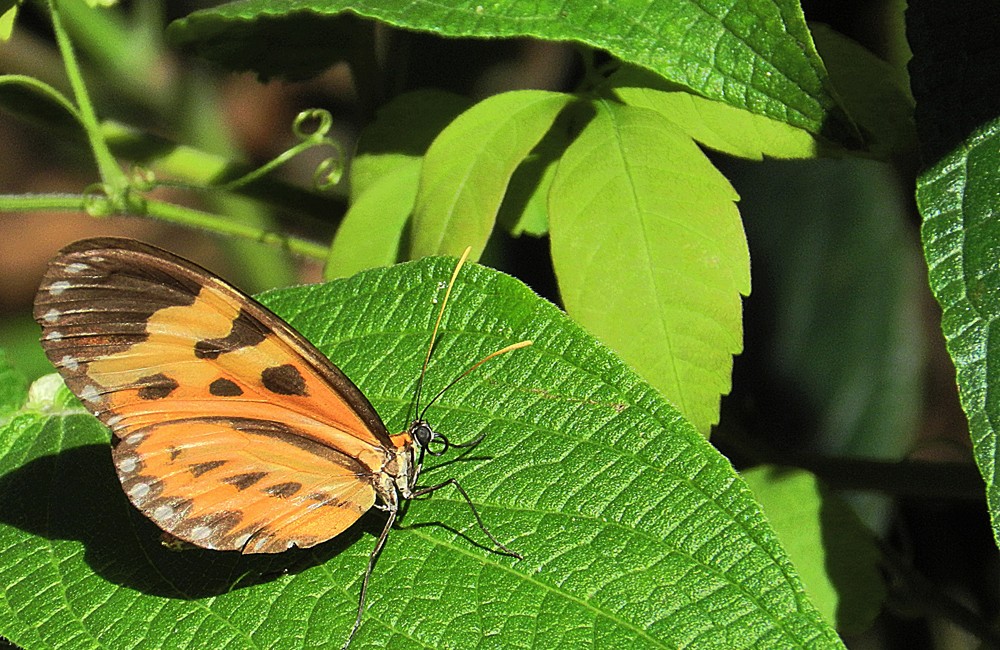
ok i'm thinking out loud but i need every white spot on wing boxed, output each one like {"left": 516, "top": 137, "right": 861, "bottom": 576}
{"left": 128, "top": 482, "right": 150, "bottom": 501}
{"left": 233, "top": 533, "right": 251, "bottom": 548}
{"left": 153, "top": 505, "right": 174, "bottom": 522}
{"left": 79, "top": 385, "right": 102, "bottom": 404}
{"left": 44, "top": 331, "right": 64, "bottom": 342}
{"left": 190, "top": 526, "right": 212, "bottom": 541}
{"left": 59, "top": 355, "right": 79, "bottom": 371}
{"left": 43, "top": 308, "right": 60, "bottom": 323}
{"left": 118, "top": 457, "right": 138, "bottom": 473}
{"left": 64, "top": 262, "right": 89, "bottom": 274}
{"left": 48, "top": 281, "right": 71, "bottom": 295}
{"left": 106, "top": 414, "right": 123, "bottom": 428}
{"left": 125, "top": 433, "right": 143, "bottom": 445}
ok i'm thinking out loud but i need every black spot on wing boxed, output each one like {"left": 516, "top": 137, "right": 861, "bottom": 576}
{"left": 189, "top": 460, "right": 226, "bottom": 477}
{"left": 223, "top": 472, "right": 268, "bottom": 491}
{"left": 264, "top": 482, "right": 302, "bottom": 498}
{"left": 209, "top": 378, "right": 243, "bottom": 397}
{"left": 136, "top": 373, "right": 179, "bottom": 400}
{"left": 261, "top": 364, "right": 307, "bottom": 396}
{"left": 194, "top": 308, "right": 267, "bottom": 359}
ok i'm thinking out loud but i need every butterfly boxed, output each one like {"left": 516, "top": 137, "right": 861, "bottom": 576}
{"left": 32, "top": 237, "right": 528, "bottom": 646}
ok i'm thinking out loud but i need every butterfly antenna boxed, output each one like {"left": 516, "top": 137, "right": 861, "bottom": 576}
{"left": 409, "top": 246, "right": 472, "bottom": 423}
{"left": 418, "top": 339, "right": 533, "bottom": 421}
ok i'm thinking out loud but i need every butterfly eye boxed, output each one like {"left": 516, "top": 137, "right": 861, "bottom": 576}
{"left": 411, "top": 421, "right": 435, "bottom": 448}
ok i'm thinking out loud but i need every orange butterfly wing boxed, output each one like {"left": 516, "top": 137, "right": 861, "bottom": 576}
{"left": 33, "top": 238, "right": 406, "bottom": 553}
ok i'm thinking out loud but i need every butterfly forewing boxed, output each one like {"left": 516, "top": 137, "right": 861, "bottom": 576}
{"left": 33, "top": 238, "right": 397, "bottom": 553}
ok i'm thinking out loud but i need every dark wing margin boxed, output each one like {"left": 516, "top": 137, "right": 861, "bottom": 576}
{"left": 33, "top": 237, "right": 393, "bottom": 447}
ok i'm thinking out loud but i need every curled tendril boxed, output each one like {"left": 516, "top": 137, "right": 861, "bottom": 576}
{"left": 82, "top": 184, "right": 114, "bottom": 217}
{"left": 313, "top": 156, "right": 343, "bottom": 190}
{"left": 212, "top": 108, "right": 345, "bottom": 193}
{"left": 292, "top": 108, "right": 333, "bottom": 140}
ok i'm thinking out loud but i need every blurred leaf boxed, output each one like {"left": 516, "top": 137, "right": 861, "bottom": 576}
{"left": 734, "top": 157, "right": 922, "bottom": 530}
{"left": 0, "top": 75, "right": 83, "bottom": 142}
{"left": 169, "top": 10, "right": 370, "bottom": 81}
{"left": 0, "top": 315, "right": 51, "bottom": 384}
{"left": 0, "top": 258, "right": 839, "bottom": 648}
{"left": 810, "top": 23, "right": 915, "bottom": 159}
{"left": 550, "top": 99, "right": 749, "bottom": 434}
{"left": 744, "top": 466, "right": 885, "bottom": 634}
{"left": 0, "top": 350, "right": 27, "bottom": 414}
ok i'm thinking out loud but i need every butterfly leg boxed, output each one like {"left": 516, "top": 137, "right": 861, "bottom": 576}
{"left": 410, "top": 478, "right": 522, "bottom": 559}
{"left": 344, "top": 507, "right": 397, "bottom": 649}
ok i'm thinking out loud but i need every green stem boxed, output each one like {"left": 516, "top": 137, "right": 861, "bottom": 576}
{"left": 0, "top": 193, "right": 88, "bottom": 211}
{"left": 0, "top": 193, "right": 329, "bottom": 262}
{"left": 145, "top": 199, "right": 329, "bottom": 261}
{"left": 48, "top": 0, "right": 128, "bottom": 200}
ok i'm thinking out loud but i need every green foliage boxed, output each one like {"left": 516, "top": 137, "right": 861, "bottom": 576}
{"left": 735, "top": 157, "right": 923, "bottom": 530}
{"left": 0, "top": 259, "right": 839, "bottom": 648}
{"left": 169, "top": 0, "right": 850, "bottom": 138}
{"left": 0, "top": 0, "right": 907, "bottom": 435}
{"left": 3, "top": 0, "right": 992, "bottom": 646}
{"left": 910, "top": 1, "right": 1000, "bottom": 551}
{"left": 411, "top": 90, "right": 573, "bottom": 258}
{"left": 0, "top": 350, "right": 27, "bottom": 415}
{"left": 918, "top": 125, "right": 1000, "bottom": 547}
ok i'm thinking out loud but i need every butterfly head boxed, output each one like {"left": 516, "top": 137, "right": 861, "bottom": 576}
{"left": 407, "top": 419, "right": 445, "bottom": 485}
{"left": 411, "top": 419, "right": 450, "bottom": 454}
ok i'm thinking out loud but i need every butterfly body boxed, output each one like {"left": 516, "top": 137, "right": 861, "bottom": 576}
{"left": 33, "top": 238, "right": 422, "bottom": 553}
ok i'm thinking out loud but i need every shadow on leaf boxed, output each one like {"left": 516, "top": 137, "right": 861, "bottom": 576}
{"left": 0, "top": 442, "right": 393, "bottom": 598}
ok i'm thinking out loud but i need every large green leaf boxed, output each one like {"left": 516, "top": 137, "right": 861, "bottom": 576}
{"left": 550, "top": 99, "right": 749, "bottom": 434}
{"left": 168, "top": 0, "right": 854, "bottom": 140}
{"left": 0, "top": 257, "right": 838, "bottom": 648}
{"left": 918, "top": 125, "right": 1000, "bottom": 546}
{"left": 910, "top": 0, "right": 1000, "bottom": 545}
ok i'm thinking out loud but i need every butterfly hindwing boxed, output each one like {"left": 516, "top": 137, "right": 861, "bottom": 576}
{"left": 34, "top": 238, "right": 394, "bottom": 552}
